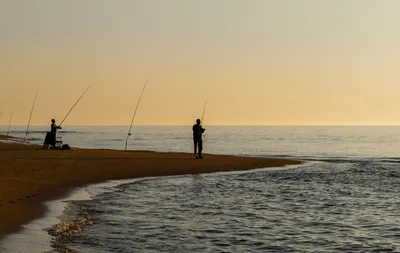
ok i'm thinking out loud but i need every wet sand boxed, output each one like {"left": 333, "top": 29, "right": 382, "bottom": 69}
{"left": 0, "top": 135, "right": 301, "bottom": 239}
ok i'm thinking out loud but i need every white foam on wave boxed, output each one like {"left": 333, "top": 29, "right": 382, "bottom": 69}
{"left": 0, "top": 178, "right": 146, "bottom": 253}
{"left": 0, "top": 188, "right": 89, "bottom": 252}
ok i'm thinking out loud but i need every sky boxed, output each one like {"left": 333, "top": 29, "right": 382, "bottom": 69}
{"left": 1, "top": 0, "right": 400, "bottom": 125}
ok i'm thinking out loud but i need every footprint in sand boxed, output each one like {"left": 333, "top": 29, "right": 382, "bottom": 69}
{"left": 8, "top": 200, "right": 15, "bottom": 204}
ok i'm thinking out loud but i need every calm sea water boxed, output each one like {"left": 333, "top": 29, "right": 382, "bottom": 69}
{"left": 1, "top": 126, "right": 400, "bottom": 252}
{"left": 1, "top": 125, "right": 400, "bottom": 159}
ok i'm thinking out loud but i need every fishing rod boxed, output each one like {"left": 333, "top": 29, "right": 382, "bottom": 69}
{"left": 201, "top": 100, "right": 207, "bottom": 138}
{"left": 201, "top": 100, "right": 207, "bottom": 123}
{"left": 125, "top": 79, "right": 149, "bottom": 151}
{"left": 6, "top": 112, "right": 13, "bottom": 136}
{"left": 24, "top": 90, "right": 39, "bottom": 144}
{"left": 59, "top": 85, "right": 92, "bottom": 127}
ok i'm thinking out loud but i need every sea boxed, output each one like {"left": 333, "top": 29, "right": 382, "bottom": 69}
{"left": 0, "top": 125, "right": 400, "bottom": 253}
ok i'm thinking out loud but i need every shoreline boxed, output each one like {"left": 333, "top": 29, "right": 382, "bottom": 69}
{"left": 1, "top": 164, "right": 305, "bottom": 252}
{"left": 0, "top": 135, "right": 301, "bottom": 242}
{"left": 0, "top": 183, "right": 92, "bottom": 252}
{"left": 0, "top": 177, "right": 149, "bottom": 252}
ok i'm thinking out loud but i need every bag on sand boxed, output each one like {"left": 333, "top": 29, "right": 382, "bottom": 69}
{"left": 61, "top": 144, "right": 71, "bottom": 150}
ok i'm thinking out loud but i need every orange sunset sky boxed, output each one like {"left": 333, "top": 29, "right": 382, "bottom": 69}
{"left": 1, "top": 0, "right": 400, "bottom": 125}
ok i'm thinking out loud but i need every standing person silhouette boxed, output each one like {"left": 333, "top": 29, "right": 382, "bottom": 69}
{"left": 192, "top": 119, "right": 205, "bottom": 159}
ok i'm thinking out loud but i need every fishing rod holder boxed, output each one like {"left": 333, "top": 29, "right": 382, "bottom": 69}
{"left": 42, "top": 133, "right": 70, "bottom": 150}
{"left": 55, "top": 136, "right": 63, "bottom": 148}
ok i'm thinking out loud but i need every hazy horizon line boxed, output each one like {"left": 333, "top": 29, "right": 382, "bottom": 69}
{"left": 3, "top": 124, "right": 400, "bottom": 127}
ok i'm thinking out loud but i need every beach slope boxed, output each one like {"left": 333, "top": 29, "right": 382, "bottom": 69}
{"left": 0, "top": 137, "right": 300, "bottom": 238}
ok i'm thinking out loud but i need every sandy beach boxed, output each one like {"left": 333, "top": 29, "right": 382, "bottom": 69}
{"left": 0, "top": 134, "right": 300, "bottom": 239}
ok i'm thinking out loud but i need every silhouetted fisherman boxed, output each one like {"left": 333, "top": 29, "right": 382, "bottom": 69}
{"left": 43, "top": 119, "right": 62, "bottom": 149}
{"left": 192, "top": 119, "right": 205, "bottom": 159}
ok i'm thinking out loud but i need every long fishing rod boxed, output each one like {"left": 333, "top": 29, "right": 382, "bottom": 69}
{"left": 201, "top": 100, "right": 207, "bottom": 123}
{"left": 59, "top": 85, "right": 92, "bottom": 127}
{"left": 125, "top": 79, "right": 149, "bottom": 151}
{"left": 24, "top": 90, "right": 39, "bottom": 144}
{"left": 6, "top": 112, "right": 13, "bottom": 136}
{"left": 201, "top": 100, "right": 207, "bottom": 138}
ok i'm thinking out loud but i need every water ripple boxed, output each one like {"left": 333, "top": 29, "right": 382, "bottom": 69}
{"left": 53, "top": 162, "right": 400, "bottom": 252}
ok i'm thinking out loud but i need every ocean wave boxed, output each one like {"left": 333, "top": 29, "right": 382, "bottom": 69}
{"left": 8, "top": 130, "right": 48, "bottom": 134}
{"left": 105, "top": 138, "right": 124, "bottom": 142}
{"left": 46, "top": 211, "right": 93, "bottom": 253}
{"left": 26, "top": 138, "right": 43, "bottom": 141}
{"left": 46, "top": 213, "right": 93, "bottom": 237}
{"left": 168, "top": 137, "right": 191, "bottom": 140}
{"left": 59, "top": 131, "right": 95, "bottom": 134}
